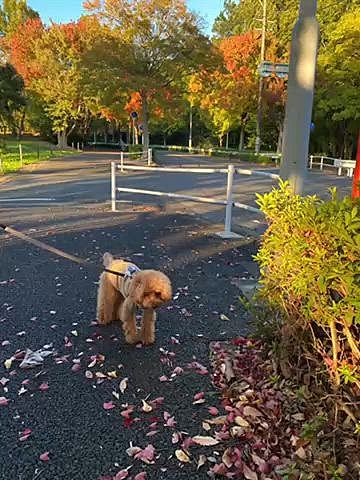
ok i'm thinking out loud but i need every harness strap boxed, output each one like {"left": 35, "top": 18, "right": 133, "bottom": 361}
{"left": 0, "top": 224, "right": 128, "bottom": 278}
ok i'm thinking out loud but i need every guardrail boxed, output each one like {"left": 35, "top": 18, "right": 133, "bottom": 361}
{"left": 110, "top": 162, "right": 279, "bottom": 239}
{"left": 119, "top": 149, "right": 152, "bottom": 171}
{"left": 309, "top": 155, "right": 355, "bottom": 177}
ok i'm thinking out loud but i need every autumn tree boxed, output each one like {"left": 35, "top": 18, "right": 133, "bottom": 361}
{"left": 83, "top": 0, "right": 213, "bottom": 151}
{"left": 9, "top": 17, "right": 100, "bottom": 148}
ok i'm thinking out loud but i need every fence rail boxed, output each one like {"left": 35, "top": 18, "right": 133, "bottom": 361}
{"left": 110, "top": 162, "right": 278, "bottom": 239}
{"left": 309, "top": 155, "right": 355, "bottom": 177}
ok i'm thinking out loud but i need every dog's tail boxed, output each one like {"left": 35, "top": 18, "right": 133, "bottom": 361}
{"left": 103, "top": 252, "right": 114, "bottom": 268}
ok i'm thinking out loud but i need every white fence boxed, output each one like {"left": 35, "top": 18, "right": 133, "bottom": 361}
{"left": 309, "top": 155, "right": 355, "bottom": 177}
{"left": 110, "top": 162, "right": 279, "bottom": 239}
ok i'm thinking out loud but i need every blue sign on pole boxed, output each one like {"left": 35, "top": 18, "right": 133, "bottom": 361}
{"left": 310, "top": 122, "right": 315, "bottom": 132}
{"left": 131, "top": 112, "right": 138, "bottom": 119}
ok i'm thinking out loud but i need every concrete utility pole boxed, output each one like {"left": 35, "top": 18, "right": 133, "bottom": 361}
{"left": 280, "top": 0, "right": 319, "bottom": 194}
{"left": 255, "top": 0, "right": 267, "bottom": 155}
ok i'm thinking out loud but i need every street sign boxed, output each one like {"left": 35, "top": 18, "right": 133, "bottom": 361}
{"left": 139, "top": 124, "right": 143, "bottom": 132}
{"left": 310, "top": 122, "right": 315, "bottom": 132}
{"left": 259, "top": 61, "right": 289, "bottom": 78}
{"left": 131, "top": 112, "right": 138, "bottom": 119}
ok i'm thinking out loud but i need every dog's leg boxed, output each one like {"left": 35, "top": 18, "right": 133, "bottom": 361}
{"left": 120, "top": 297, "right": 138, "bottom": 344}
{"left": 97, "top": 274, "right": 120, "bottom": 325}
{"left": 140, "top": 309, "right": 156, "bottom": 345}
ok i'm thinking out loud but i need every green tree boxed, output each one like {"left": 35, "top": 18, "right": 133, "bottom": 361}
{"left": 0, "top": 62, "right": 26, "bottom": 135}
{"left": 83, "top": 0, "right": 213, "bottom": 151}
{"left": 0, "top": 0, "right": 38, "bottom": 36}
{"left": 315, "top": 6, "right": 360, "bottom": 158}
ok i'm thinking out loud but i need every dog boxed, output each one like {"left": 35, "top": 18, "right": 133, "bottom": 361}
{"left": 97, "top": 253, "right": 172, "bottom": 345}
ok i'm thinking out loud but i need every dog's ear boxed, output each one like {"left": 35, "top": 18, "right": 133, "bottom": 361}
{"left": 103, "top": 252, "right": 114, "bottom": 268}
{"left": 129, "top": 275, "right": 145, "bottom": 304}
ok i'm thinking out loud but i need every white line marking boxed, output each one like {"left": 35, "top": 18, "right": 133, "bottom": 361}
{"left": 0, "top": 198, "right": 56, "bottom": 202}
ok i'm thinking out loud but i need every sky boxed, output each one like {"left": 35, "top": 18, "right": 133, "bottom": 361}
{"left": 27, "top": 0, "right": 224, "bottom": 34}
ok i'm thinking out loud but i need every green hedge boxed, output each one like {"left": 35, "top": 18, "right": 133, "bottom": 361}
{"left": 255, "top": 182, "right": 360, "bottom": 394}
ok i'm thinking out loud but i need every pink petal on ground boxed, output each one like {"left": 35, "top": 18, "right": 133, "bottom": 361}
{"left": 172, "top": 367, "right": 184, "bottom": 375}
{"left": 39, "top": 452, "right": 50, "bottom": 462}
{"left": 0, "top": 397, "right": 9, "bottom": 406}
{"left": 121, "top": 407, "right": 134, "bottom": 418}
{"left": 151, "top": 397, "right": 164, "bottom": 407}
{"left": 39, "top": 383, "right": 49, "bottom": 391}
{"left": 208, "top": 407, "right": 219, "bottom": 416}
{"left": 134, "top": 473, "right": 147, "bottom": 480}
{"left": 114, "top": 469, "right": 129, "bottom": 480}
{"left": 71, "top": 364, "right": 81, "bottom": 373}
{"left": 19, "top": 429, "right": 32, "bottom": 442}
{"left": 159, "top": 375, "right": 169, "bottom": 382}
{"left": 103, "top": 401, "right": 116, "bottom": 410}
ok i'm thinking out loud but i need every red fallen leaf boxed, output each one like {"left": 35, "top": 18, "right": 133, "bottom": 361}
{"left": 194, "top": 392, "right": 205, "bottom": 401}
{"left": 134, "top": 473, "right": 147, "bottom": 480}
{"left": 134, "top": 444, "right": 155, "bottom": 464}
{"left": 121, "top": 407, "right": 134, "bottom": 418}
{"left": 39, "top": 383, "right": 49, "bottom": 391}
{"left": 114, "top": 469, "right": 129, "bottom": 480}
{"left": 0, "top": 397, "right": 9, "bottom": 406}
{"left": 39, "top": 452, "right": 50, "bottom": 462}
{"left": 71, "top": 364, "right": 81, "bottom": 373}
{"left": 19, "top": 428, "right": 32, "bottom": 442}
{"left": 210, "top": 463, "right": 227, "bottom": 475}
{"left": 159, "top": 375, "right": 169, "bottom": 382}
{"left": 123, "top": 417, "right": 134, "bottom": 429}
{"left": 164, "top": 412, "right": 177, "bottom": 428}
{"left": 103, "top": 401, "right": 116, "bottom": 410}
{"left": 172, "top": 366, "right": 184, "bottom": 375}
{"left": 208, "top": 407, "right": 219, "bottom": 416}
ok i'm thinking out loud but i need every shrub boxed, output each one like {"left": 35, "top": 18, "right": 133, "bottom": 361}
{"left": 254, "top": 182, "right": 360, "bottom": 400}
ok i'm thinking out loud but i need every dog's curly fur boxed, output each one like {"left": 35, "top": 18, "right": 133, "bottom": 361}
{"left": 97, "top": 253, "right": 172, "bottom": 345}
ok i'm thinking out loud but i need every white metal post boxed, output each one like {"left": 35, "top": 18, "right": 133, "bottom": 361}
{"left": 216, "top": 165, "right": 241, "bottom": 239}
{"left": 309, "top": 155, "right": 313, "bottom": 169}
{"left": 111, "top": 161, "right": 116, "bottom": 212}
{"left": 148, "top": 148, "right": 152, "bottom": 166}
{"left": 320, "top": 156, "right": 323, "bottom": 171}
{"left": 120, "top": 152, "right": 124, "bottom": 173}
{"left": 19, "top": 144, "right": 23, "bottom": 167}
{"left": 77, "top": 142, "right": 80, "bottom": 152}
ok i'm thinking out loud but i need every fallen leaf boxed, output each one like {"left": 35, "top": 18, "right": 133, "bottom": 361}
{"left": 107, "top": 370, "right": 117, "bottom": 378}
{"left": 119, "top": 378, "right": 128, "bottom": 394}
{"left": 208, "top": 407, "right": 219, "bottom": 416}
{"left": 295, "top": 446, "right": 307, "bottom": 460}
{"left": 114, "top": 469, "right": 129, "bottom": 480}
{"left": 134, "top": 444, "right": 155, "bottom": 464}
{"left": 292, "top": 413, "right": 305, "bottom": 421}
{"left": 206, "top": 416, "right": 227, "bottom": 425}
{"left": 85, "top": 371, "right": 94, "bottom": 379}
{"left": 0, "top": 377, "right": 9, "bottom": 387}
{"left": 243, "top": 464, "right": 258, "bottom": 480}
{"left": 197, "top": 455, "right": 207, "bottom": 470}
{"left": 159, "top": 375, "right": 169, "bottom": 382}
{"left": 222, "top": 448, "right": 233, "bottom": 468}
{"left": 126, "top": 446, "right": 142, "bottom": 457}
{"left": 192, "top": 436, "right": 219, "bottom": 446}
{"left": 134, "top": 473, "right": 147, "bottom": 480}
{"left": 142, "top": 400, "right": 153, "bottom": 413}
{"left": 202, "top": 422, "right": 211, "bottom": 431}
{"left": 39, "top": 452, "right": 50, "bottom": 462}
{"left": 243, "top": 406, "right": 263, "bottom": 418}
{"left": 4, "top": 358, "right": 13, "bottom": 369}
{"left": 39, "top": 383, "right": 49, "bottom": 391}
{"left": 235, "top": 416, "right": 250, "bottom": 428}
{"left": 103, "top": 401, "right": 116, "bottom": 410}
{"left": 175, "top": 450, "right": 190, "bottom": 463}
{"left": 71, "top": 364, "right": 81, "bottom": 373}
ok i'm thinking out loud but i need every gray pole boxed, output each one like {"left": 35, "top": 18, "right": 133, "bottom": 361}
{"left": 280, "top": 0, "right": 319, "bottom": 194}
{"left": 255, "top": 0, "right": 267, "bottom": 155}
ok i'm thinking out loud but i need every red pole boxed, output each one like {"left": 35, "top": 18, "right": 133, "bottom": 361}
{"left": 352, "top": 131, "right": 360, "bottom": 199}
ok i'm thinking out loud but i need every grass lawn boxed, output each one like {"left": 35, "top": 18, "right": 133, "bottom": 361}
{"left": 0, "top": 137, "right": 75, "bottom": 175}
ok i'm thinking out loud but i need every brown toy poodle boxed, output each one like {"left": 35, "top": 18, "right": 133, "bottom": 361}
{"left": 97, "top": 253, "right": 172, "bottom": 345}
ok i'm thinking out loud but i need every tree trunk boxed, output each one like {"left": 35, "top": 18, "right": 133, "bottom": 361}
{"left": 163, "top": 135, "right": 167, "bottom": 146}
{"left": 57, "top": 131, "right": 68, "bottom": 149}
{"left": 239, "top": 126, "right": 245, "bottom": 151}
{"left": 219, "top": 135, "right": 223, "bottom": 147}
{"left": 141, "top": 92, "right": 150, "bottom": 152}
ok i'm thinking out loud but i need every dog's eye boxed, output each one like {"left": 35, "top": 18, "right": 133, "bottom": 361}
{"left": 155, "top": 291, "right": 162, "bottom": 298}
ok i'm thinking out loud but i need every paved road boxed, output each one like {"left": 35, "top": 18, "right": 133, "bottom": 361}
{"left": 0, "top": 151, "right": 352, "bottom": 237}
